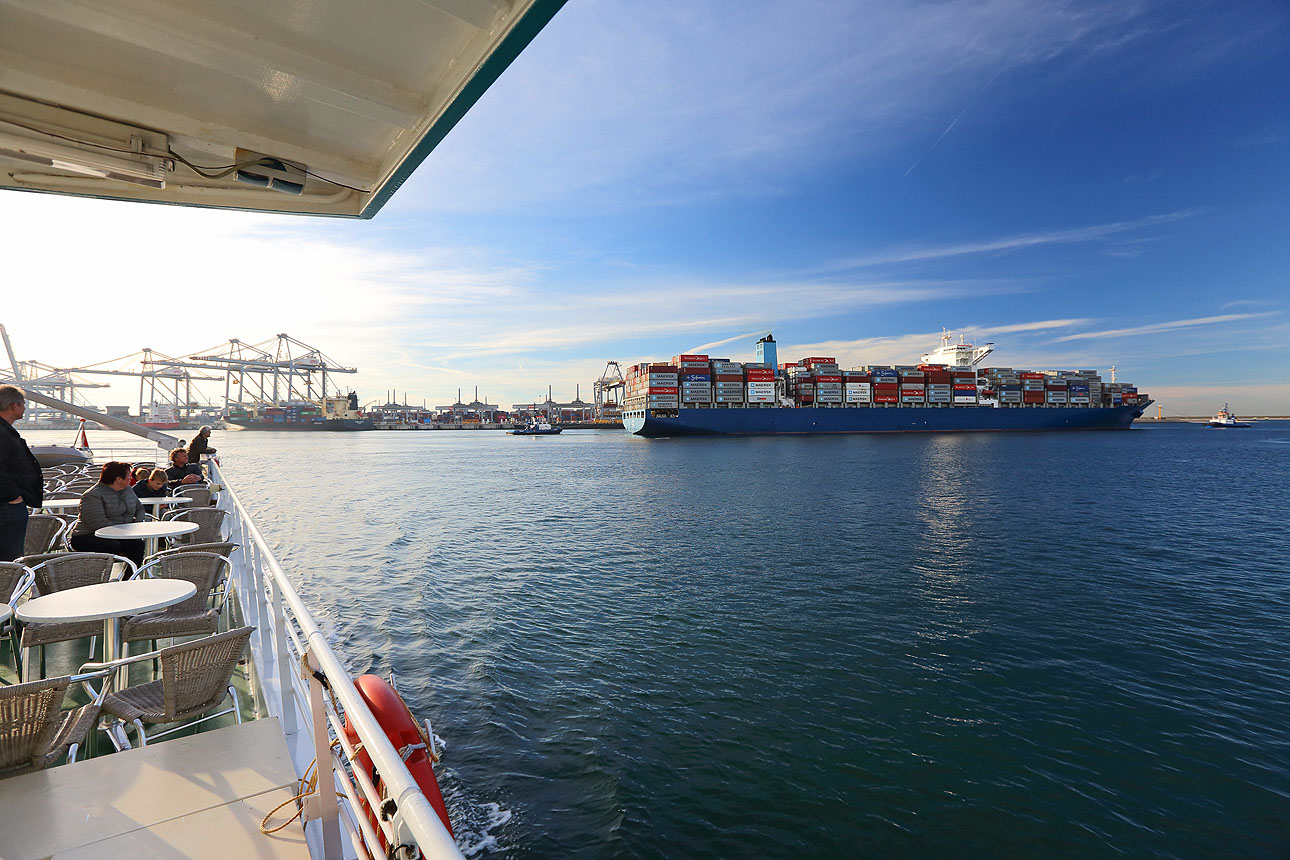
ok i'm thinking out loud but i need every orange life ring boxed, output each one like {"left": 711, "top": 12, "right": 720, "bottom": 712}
{"left": 343, "top": 674, "right": 453, "bottom": 851}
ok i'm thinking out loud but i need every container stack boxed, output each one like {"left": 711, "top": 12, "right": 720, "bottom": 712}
{"left": 922, "top": 364, "right": 951, "bottom": 406}
{"left": 673, "top": 354, "right": 712, "bottom": 405}
{"left": 745, "top": 363, "right": 776, "bottom": 405}
{"left": 1045, "top": 375, "right": 1068, "bottom": 406}
{"left": 711, "top": 359, "right": 745, "bottom": 405}
{"left": 1021, "top": 372, "right": 1045, "bottom": 406}
{"left": 898, "top": 367, "right": 925, "bottom": 405}
{"left": 871, "top": 367, "right": 899, "bottom": 405}
{"left": 624, "top": 363, "right": 680, "bottom": 412}
{"left": 843, "top": 370, "right": 871, "bottom": 406}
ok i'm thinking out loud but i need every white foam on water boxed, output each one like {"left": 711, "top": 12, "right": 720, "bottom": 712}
{"left": 456, "top": 803, "right": 514, "bottom": 856}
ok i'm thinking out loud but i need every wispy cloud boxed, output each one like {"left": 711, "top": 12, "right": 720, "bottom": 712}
{"left": 832, "top": 211, "right": 1198, "bottom": 269}
{"left": 1054, "top": 312, "right": 1278, "bottom": 342}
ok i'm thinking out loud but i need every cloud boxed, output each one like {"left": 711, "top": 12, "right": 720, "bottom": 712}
{"left": 831, "top": 211, "right": 1198, "bottom": 269}
{"left": 391, "top": 1, "right": 1260, "bottom": 214}
{"left": 1054, "top": 312, "right": 1278, "bottom": 342}
{"left": 776, "top": 319, "right": 1092, "bottom": 368}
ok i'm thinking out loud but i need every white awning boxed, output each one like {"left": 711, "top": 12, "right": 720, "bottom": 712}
{"left": 0, "top": 0, "right": 565, "bottom": 218}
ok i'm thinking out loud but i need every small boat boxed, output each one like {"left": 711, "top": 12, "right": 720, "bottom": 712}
{"left": 30, "top": 418, "right": 94, "bottom": 467}
{"left": 1208, "top": 404, "right": 1252, "bottom": 428}
{"left": 511, "top": 421, "right": 563, "bottom": 435}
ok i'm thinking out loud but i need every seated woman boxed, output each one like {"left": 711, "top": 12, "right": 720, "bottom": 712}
{"left": 133, "top": 468, "right": 171, "bottom": 499}
{"left": 69, "top": 461, "right": 146, "bottom": 567}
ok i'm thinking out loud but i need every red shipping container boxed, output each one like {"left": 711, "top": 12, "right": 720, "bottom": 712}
{"left": 813, "top": 375, "right": 843, "bottom": 383}
{"left": 1023, "top": 392, "right": 1044, "bottom": 403}
{"left": 953, "top": 384, "right": 977, "bottom": 391}
{"left": 1021, "top": 373, "right": 1044, "bottom": 380}
{"left": 648, "top": 386, "right": 678, "bottom": 394}
{"left": 676, "top": 354, "right": 708, "bottom": 362}
{"left": 874, "top": 394, "right": 898, "bottom": 403}
{"left": 801, "top": 357, "right": 837, "bottom": 365}
{"left": 713, "top": 374, "right": 744, "bottom": 382}
{"left": 745, "top": 371, "right": 775, "bottom": 381}
{"left": 874, "top": 383, "right": 899, "bottom": 391}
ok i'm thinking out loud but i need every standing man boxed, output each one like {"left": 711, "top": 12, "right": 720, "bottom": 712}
{"left": 187, "top": 425, "right": 217, "bottom": 461}
{"left": 0, "top": 386, "right": 42, "bottom": 561}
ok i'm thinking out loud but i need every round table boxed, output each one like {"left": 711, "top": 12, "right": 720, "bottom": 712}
{"left": 97, "top": 520, "right": 200, "bottom": 558}
{"left": 17, "top": 579, "right": 197, "bottom": 686}
{"left": 137, "top": 496, "right": 194, "bottom": 510}
{"left": 38, "top": 498, "right": 83, "bottom": 511}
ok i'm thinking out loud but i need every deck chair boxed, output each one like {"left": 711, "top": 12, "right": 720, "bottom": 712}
{"left": 173, "top": 484, "right": 212, "bottom": 506}
{"left": 0, "top": 562, "right": 35, "bottom": 679}
{"left": 20, "top": 553, "right": 137, "bottom": 682}
{"left": 91, "top": 626, "right": 253, "bottom": 749}
{"left": 146, "top": 541, "right": 240, "bottom": 563}
{"left": 121, "top": 553, "right": 230, "bottom": 649}
{"left": 162, "top": 508, "right": 228, "bottom": 545}
{"left": 22, "top": 514, "right": 65, "bottom": 557}
{"left": 0, "top": 674, "right": 106, "bottom": 777}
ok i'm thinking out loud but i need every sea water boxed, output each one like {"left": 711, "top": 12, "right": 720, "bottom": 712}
{"left": 27, "top": 422, "right": 1290, "bottom": 858}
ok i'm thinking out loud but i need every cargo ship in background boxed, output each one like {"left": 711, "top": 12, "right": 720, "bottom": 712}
{"left": 224, "top": 391, "right": 374, "bottom": 431}
{"left": 622, "top": 331, "right": 1152, "bottom": 436}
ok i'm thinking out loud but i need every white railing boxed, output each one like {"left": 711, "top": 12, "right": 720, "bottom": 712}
{"left": 210, "top": 459, "right": 464, "bottom": 860}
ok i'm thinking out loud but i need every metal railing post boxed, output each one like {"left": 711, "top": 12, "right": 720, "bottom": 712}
{"left": 270, "top": 571, "right": 298, "bottom": 735}
{"left": 302, "top": 648, "right": 344, "bottom": 859}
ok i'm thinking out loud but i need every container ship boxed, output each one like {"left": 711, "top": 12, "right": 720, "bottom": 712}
{"left": 224, "top": 391, "right": 374, "bottom": 431}
{"left": 622, "top": 332, "right": 1151, "bottom": 436}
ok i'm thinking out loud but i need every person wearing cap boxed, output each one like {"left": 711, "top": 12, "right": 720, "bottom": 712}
{"left": 187, "top": 425, "right": 217, "bottom": 461}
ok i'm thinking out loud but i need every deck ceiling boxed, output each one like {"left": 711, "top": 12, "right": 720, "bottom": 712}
{"left": 0, "top": 0, "right": 565, "bottom": 218}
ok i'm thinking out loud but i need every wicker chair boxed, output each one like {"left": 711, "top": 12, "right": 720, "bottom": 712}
{"left": 0, "top": 562, "right": 35, "bottom": 678}
{"left": 20, "top": 553, "right": 137, "bottom": 682}
{"left": 162, "top": 508, "right": 229, "bottom": 545}
{"left": 173, "top": 484, "right": 212, "bottom": 507}
{"left": 146, "top": 541, "right": 240, "bottom": 562}
{"left": 92, "top": 626, "right": 253, "bottom": 749}
{"left": 22, "top": 514, "right": 65, "bottom": 557}
{"left": 121, "top": 553, "right": 230, "bottom": 649}
{"left": 0, "top": 675, "right": 105, "bottom": 777}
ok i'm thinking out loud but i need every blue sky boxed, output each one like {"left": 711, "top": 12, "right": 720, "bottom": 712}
{"left": 4, "top": 0, "right": 1288, "bottom": 414}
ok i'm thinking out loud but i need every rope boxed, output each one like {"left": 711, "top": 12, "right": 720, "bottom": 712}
{"left": 398, "top": 742, "right": 426, "bottom": 762}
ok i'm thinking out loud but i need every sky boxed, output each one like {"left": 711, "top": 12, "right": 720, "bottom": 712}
{"left": 2, "top": 0, "right": 1288, "bottom": 415}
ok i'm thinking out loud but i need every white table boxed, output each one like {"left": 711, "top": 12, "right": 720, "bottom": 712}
{"left": 38, "top": 497, "right": 83, "bottom": 511}
{"left": 0, "top": 605, "right": 10, "bottom": 623}
{"left": 17, "top": 579, "right": 197, "bottom": 686}
{"left": 97, "top": 520, "right": 200, "bottom": 558}
{"left": 138, "top": 496, "right": 194, "bottom": 510}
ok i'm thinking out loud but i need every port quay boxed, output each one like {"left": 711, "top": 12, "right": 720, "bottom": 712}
{"left": 1, "top": 328, "right": 628, "bottom": 431}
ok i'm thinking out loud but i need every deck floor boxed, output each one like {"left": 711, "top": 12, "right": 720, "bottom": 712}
{"left": 0, "top": 717, "right": 310, "bottom": 860}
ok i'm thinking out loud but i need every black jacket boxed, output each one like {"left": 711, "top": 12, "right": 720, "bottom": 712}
{"left": 134, "top": 481, "right": 172, "bottom": 499}
{"left": 166, "top": 463, "right": 204, "bottom": 487}
{"left": 0, "top": 419, "right": 42, "bottom": 508}
{"left": 187, "top": 434, "right": 215, "bottom": 460}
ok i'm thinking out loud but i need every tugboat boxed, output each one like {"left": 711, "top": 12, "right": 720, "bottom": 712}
{"left": 510, "top": 420, "right": 562, "bottom": 436}
{"left": 1208, "top": 404, "right": 1252, "bottom": 428}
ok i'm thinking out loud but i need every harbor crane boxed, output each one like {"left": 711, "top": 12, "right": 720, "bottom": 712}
{"left": 594, "top": 361, "right": 624, "bottom": 420}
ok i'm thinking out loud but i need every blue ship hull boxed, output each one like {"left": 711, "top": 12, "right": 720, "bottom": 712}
{"left": 624, "top": 401, "right": 1151, "bottom": 437}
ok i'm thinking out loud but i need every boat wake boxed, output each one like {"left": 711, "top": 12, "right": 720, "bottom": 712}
{"left": 456, "top": 802, "right": 514, "bottom": 856}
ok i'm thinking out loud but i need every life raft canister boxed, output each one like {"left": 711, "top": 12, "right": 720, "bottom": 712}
{"left": 343, "top": 674, "right": 453, "bottom": 849}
